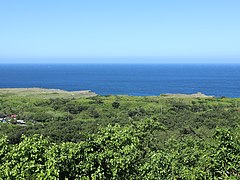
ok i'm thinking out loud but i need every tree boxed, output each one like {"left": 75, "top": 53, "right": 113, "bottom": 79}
{"left": 0, "top": 135, "right": 51, "bottom": 179}
{"left": 112, "top": 101, "right": 120, "bottom": 109}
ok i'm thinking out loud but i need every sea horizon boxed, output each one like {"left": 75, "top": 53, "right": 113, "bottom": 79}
{"left": 1, "top": 57, "right": 240, "bottom": 65}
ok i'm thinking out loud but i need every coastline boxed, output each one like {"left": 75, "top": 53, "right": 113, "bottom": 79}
{"left": 0, "top": 88, "right": 97, "bottom": 98}
{"left": 0, "top": 88, "right": 216, "bottom": 98}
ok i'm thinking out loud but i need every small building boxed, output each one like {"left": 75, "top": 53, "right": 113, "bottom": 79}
{"left": 10, "top": 114, "right": 17, "bottom": 119}
{"left": 0, "top": 118, "right": 7, "bottom": 123}
{"left": 16, "top": 120, "right": 26, "bottom": 124}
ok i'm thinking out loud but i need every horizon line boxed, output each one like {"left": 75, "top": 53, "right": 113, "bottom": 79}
{"left": 1, "top": 62, "right": 240, "bottom": 65}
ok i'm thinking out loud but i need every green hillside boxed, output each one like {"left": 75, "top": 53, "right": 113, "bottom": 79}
{"left": 0, "top": 89, "right": 239, "bottom": 179}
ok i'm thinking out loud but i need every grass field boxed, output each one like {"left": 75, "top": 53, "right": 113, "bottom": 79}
{"left": 0, "top": 88, "right": 97, "bottom": 98}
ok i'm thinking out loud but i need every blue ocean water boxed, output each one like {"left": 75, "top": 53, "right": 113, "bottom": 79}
{"left": 0, "top": 64, "right": 239, "bottom": 97}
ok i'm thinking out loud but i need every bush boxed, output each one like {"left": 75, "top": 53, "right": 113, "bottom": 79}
{"left": 112, "top": 101, "right": 120, "bottom": 109}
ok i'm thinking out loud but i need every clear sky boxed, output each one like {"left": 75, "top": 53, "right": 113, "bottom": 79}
{"left": 0, "top": 0, "right": 240, "bottom": 63}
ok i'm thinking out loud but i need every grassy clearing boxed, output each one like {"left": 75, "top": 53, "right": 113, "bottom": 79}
{"left": 0, "top": 88, "right": 97, "bottom": 98}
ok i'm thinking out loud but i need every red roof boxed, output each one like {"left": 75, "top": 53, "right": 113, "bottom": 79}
{"left": 10, "top": 114, "right": 17, "bottom": 118}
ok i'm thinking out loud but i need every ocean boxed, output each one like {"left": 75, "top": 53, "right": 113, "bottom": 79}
{"left": 0, "top": 64, "right": 239, "bottom": 97}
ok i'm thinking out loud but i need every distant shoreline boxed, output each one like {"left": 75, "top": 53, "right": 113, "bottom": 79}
{"left": 0, "top": 88, "right": 217, "bottom": 98}
{"left": 0, "top": 88, "right": 97, "bottom": 98}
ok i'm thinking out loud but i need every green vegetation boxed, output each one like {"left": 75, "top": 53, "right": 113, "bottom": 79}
{"left": 0, "top": 89, "right": 239, "bottom": 179}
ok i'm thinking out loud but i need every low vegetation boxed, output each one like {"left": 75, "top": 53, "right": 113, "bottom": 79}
{"left": 0, "top": 89, "right": 239, "bottom": 179}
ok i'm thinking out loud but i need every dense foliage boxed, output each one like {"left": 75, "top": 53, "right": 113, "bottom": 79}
{"left": 0, "top": 94, "right": 240, "bottom": 179}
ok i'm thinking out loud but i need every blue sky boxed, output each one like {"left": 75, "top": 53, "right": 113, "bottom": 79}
{"left": 0, "top": 0, "right": 240, "bottom": 63}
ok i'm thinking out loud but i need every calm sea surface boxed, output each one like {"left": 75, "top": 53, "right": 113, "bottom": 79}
{"left": 0, "top": 64, "right": 239, "bottom": 97}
